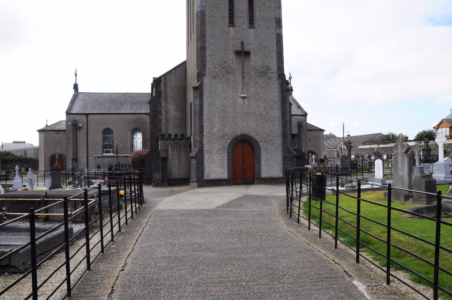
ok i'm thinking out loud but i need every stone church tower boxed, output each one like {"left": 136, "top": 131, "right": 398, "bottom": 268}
{"left": 185, "top": 0, "right": 294, "bottom": 187}
{"left": 39, "top": 1, "right": 324, "bottom": 186}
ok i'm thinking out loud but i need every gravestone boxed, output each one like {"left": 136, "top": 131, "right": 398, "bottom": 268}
{"left": 412, "top": 146, "right": 437, "bottom": 205}
{"left": 385, "top": 134, "right": 413, "bottom": 202}
{"left": 0, "top": 185, "right": 4, "bottom": 194}
{"left": 26, "top": 168, "right": 36, "bottom": 191}
{"left": 373, "top": 159, "right": 386, "bottom": 185}
{"left": 12, "top": 165, "right": 22, "bottom": 190}
{"left": 45, "top": 179, "right": 51, "bottom": 190}
{"left": 432, "top": 133, "right": 452, "bottom": 183}
{"left": 49, "top": 159, "right": 63, "bottom": 190}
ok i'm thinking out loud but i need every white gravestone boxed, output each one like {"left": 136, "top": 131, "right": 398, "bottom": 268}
{"left": 26, "top": 168, "right": 36, "bottom": 191}
{"left": 12, "top": 165, "right": 23, "bottom": 190}
{"left": 0, "top": 185, "right": 4, "bottom": 194}
{"left": 46, "top": 179, "right": 51, "bottom": 190}
{"left": 373, "top": 159, "right": 386, "bottom": 185}
{"left": 432, "top": 133, "right": 452, "bottom": 183}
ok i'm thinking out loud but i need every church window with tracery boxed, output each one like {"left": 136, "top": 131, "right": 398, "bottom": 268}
{"left": 229, "top": 0, "right": 234, "bottom": 26}
{"left": 102, "top": 128, "right": 114, "bottom": 155}
{"left": 132, "top": 129, "right": 143, "bottom": 152}
{"left": 248, "top": 0, "right": 254, "bottom": 27}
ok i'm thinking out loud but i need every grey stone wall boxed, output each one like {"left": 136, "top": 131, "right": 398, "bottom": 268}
{"left": 39, "top": 131, "right": 66, "bottom": 171}
{"left": 159, "top": 135, "right": 190, "bottom": 181}
{"left": 66, "top": 114, "right": 150, "bottom": 170}
{"left": 160, "top": 62, "right": 187, "bottom": 135}
{"left": 186, "top": 0, "right": 197, "bottom": 139}
{"left": 308, "top": 130, "right": 324, "bottom": 158}
{"left": 201, "top": 0, "right": 284, "bottom": 180}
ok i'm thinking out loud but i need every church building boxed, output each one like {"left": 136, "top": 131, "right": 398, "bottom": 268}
{"left": 38, "top": 0, "right": 324, "bottom": 188}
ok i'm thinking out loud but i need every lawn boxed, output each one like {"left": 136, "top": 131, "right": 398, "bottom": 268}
{"left": 301, "top": 189, "right": 452, "bottom": 299}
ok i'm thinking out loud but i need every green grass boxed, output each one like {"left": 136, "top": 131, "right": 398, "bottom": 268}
{"left": 438, "top": 185, "right": 451, "bottom": 196}
{"left": 300, "top": 190, "right": 452, "bottom": 299}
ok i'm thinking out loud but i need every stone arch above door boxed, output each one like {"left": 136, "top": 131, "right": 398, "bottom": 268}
{"left": 227, "top": 134, "right": 261, "bottom": 181}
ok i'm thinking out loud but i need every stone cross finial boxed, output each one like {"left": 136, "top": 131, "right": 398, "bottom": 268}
{"left": 436, "top": 132, "right": 446, "bottom": 161}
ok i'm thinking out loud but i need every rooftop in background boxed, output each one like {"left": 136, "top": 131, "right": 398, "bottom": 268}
{"left": 66, "top": 93, "right": 151, "bottom": 114}
{"left": 37, "top": 120, "right": 66, "bottom": 132}
{"left": 324, "top": 133, "right": 337, "bottom": 142}
{"left": 434, "top": 108, "right": 452, "bottom": 128}
{"left": 324, "top": 133, "right": 384, "bottom": 149}
{"left": 1, "top": 142, "right": 35, "bottom": 151}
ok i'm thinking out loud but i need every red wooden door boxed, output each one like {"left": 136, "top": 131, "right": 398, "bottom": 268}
{"left": 52, "top": 155, "right": 65, "bottom": 170}
{"left": 232, "top": 142, "right": 255, "bottom": 185}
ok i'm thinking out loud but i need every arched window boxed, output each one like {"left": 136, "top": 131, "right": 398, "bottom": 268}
{"left": 229, "top": 0, "right": 234, "bottom": 26}
{"left": 102, "top": 128, "right": 114, "bottom": 155}
{"left": 132, "top": 129, "right": 143, "bottom": 152}
{"left": 248, "top": 0, "right": 254, "bottom": 28}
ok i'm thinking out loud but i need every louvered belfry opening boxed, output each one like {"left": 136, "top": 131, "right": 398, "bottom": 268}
{"left": 229, "top": 0, "right": 234, "bottom": 26}
{"left": 248, "top": 0, "right": 254, "bottom": 27}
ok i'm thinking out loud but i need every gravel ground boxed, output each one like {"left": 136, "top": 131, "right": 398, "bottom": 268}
{"left": 0, "top": 212, "right": 122, "bottom": 300}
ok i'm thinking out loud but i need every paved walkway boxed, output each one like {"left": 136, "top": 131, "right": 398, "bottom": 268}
{"left": 105, "top": 185, "right": 366, "bottom": 300}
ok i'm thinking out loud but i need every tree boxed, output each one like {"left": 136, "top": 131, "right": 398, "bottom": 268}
{"left": 379, "top": 132, "right": 398, "bottom": 143}
{"left": 414, "top": 129, "right": 436, "bottom": 141}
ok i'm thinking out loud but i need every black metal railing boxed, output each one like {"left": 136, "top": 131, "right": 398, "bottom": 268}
{"left": 285, "top": 167, "right": 452, "bottom": 300}
{"left": 0, "top": 172, "right": 145, "bottom": 300}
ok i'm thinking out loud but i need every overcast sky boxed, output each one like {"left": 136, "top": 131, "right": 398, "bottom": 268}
{"left": 1, "top": 0, "right": 451, "bottom": 146}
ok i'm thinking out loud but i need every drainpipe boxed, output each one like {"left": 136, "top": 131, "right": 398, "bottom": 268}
{"left": 85, "top": 114, "right": 89, "bottom": 170}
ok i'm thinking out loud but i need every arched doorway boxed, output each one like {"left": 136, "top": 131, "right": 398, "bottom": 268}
{"left": 50, "top": 154, "right": 65, "bottom": 170}
{"left": 232, "top": 141, "right": 255, "bottom": 185}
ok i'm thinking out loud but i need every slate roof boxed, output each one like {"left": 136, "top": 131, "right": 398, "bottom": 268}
{"left": 38, "top": 120, "right": 66, "bottom": 132}
{"left": 307, "top": 123, "right": 324, "bottom": 131}
{"left": 67, "top": 93, "right": 151, "bottom": 114}
{"left": 289, "top": 95, "right": 307, "bottom": 116}
{"left": 324, "top": 133, "right": 384, "bottom": 149}
{"left": 324, "top": 134, "right": 337, "bottom": 142}
{"left": 443, "top": 110, "right": 452, "bottom": 125}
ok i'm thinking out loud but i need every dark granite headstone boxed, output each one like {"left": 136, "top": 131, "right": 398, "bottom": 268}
{"left": 49, "top": 164, "right": 63, "bottom": 190}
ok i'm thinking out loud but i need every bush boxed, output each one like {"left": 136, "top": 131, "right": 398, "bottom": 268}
{"left": 129, "top": 149, "right": 149, "bottom": 165}
{"left": 0, "top": 151, "right": 37, "bottom": 162}
{"left": 414, "top": 129, "right": 436, "bottom": 141}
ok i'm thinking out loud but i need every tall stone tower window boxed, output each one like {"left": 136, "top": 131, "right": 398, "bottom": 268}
{"left": 131, "top": 128, "right": 143, "bottom": 152}
{"left": 102, "top": 128, "right": 114, "bottom": 155}
{"left": 229, "top": 0, "right": 234, "bottom": 26}
{"left": 248, "top": 0, "right": 254, "bottom": 28}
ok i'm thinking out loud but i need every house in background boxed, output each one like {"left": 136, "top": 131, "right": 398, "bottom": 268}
{"left": 434, "top": 109, "right": 452, "bottom": 140}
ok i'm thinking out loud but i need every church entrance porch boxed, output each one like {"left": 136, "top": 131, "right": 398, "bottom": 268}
{"left": 50, "top": 154, "right": 65, "bottom": 170}
{"left": 232, "top": 141, "right": 255, "bottom": 185}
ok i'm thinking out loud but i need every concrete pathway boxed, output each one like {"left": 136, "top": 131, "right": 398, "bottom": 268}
{"left": 107, "top": 185, "right": 366, "bottom": 300}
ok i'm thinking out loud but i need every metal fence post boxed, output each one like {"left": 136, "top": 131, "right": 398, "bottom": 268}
{"left": 386, "top": 184, "right": 392, "bottom": 285}
{"left": 29, "top": 208, "right": 38, "bottom": 300}
{"left": 116, "top": 180, "right": 121, "bottom": 232}
{"left": 128, "top": 175, "right": 134, "bottom": 220}
{"left": 335, "top": 174, "right": 339, "bottom": 249}
{"left": 290, "top": 170, "right": 294, "bottom": 219}
{"left": 286, "top": 169, "right": 289, "bottom": 214}
{"left": 123, "top": 177, "right": 128, "bottom": 225}
{"left": 308, "top": 173, "right": 312, "bottom": 231}
{"left": 297, "top": 170, "right": 302, "bottom": 224}
{"left": 98, "top": 184, "right": 104, "bottom": 253}
{"left": 319, "top": 174, "right": 323, "bottom": 238}
{"left": 63, "top": 197, "right": 72, "bottom": 296}
{"left": 108, "top": 182, "right": 114, "bottom": 241}
{"left": 433, "top": 191, "right": 442, "bottom": 300}
{"left": 134, "top": 174, "right": 138, "bottom": 214}
{"left": 83, "top": 189, "right": 91, "bottom": 270}
{"left": 356, "top": 180, "right": 361, "bottom": 264}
